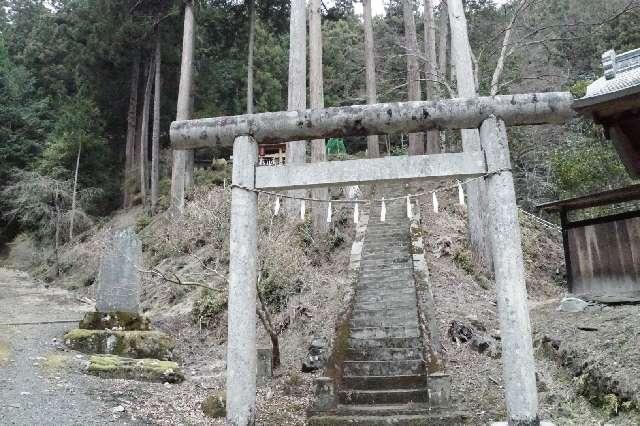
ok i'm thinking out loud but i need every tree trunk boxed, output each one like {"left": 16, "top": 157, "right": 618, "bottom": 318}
{"left": 438, "top": 1, "right": 449, "bottom": 92}
{"left": 69, "top": 141, "right": 81, "bottom": 240}
{"left": 308, "top": 0, "right": 329, "bottom": 234}
{"left": 124, "top": 58, "right": 140, "bottom": 208}
{"left": 362, "top": 0, "right": 379, "bottom": 158}
{"left": 151, "top": 26, "right": 161, "bottom": 212}
{"left": 402, "top": 0, "right": 424, "bottom": 156}
{"left": 170, "top": 0, "right": 195, "bottom": 215}
{"left": 448, "top": 0, "right": 492, "bottom": 269}
{"left": 286, "top": 0, "right": 307, "bottom": 215}
{"left": 140, "top": 62, "right": 154, "bottom": 209}
{"left": 490, "top": 0, "right": 525, "bottom": 96}
{"left": 54, "top": 185, "right": 61, "bottom": 276}
{"left": 134, "top": 94, "right": 143, "bottom": 197}
{"left": 437, "top": 1, "right": 449, "bottom": 151}
{"left": 247, "top": 0, "right": 256, "bottom": 114}
{"left": 423, "top": 0, "right": 440, "bottom": 154}
{"left": 257, "top": 288, "right": 281, "bottom": 368}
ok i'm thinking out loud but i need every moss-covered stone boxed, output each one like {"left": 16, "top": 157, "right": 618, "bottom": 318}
{"left": 79, "top": 311, "right": 150, "bottom": 331}
{"left": 202, "top": 393, "right": 226, "bottom": 418}
{"left": 64, "top": 329, "right": 174, "bottom": 359}
{"left": 87, "top": 354, "right": 184, "bottom": 383}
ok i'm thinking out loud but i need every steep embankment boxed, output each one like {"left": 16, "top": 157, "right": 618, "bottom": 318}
{"left": 3, "top": 182, "right": 639, "bottom": 424}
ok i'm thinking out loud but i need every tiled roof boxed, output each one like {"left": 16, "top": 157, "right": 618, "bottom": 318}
{"left": 583, "top": 48, "right": 640, "bottom": 99}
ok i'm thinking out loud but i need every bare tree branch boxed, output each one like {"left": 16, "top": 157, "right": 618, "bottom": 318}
{"left": 491, "top": 0, "right": 530, "bottom": 95}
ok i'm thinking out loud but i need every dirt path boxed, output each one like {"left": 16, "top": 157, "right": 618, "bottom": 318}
{"left": 0, "top": 267, "right": 144, "bottom": 425}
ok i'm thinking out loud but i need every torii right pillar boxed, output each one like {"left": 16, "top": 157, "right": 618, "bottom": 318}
{"left": 480, "top": 115, "right": 540, "bottom": 426}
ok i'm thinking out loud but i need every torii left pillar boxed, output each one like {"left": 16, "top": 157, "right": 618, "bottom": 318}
{"left": 226, "top": 135, "right": 259, "bottom": 425}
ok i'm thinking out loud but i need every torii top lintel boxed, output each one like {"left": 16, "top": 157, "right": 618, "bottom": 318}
{"left": 170, "top": 92, "right": 574, "bottom": 149}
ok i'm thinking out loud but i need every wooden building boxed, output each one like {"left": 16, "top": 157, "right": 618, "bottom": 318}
{"left": 258, "top": 143, "right": 286, "bottom": 165}
{"left": 541, "top": 48, "right": 640, "bottom": 302}
{"left": 540, "top": 186, "right": 640, "bottom": 302}
{"left": 573, "top": 48, "right": 640, "bottom": 177}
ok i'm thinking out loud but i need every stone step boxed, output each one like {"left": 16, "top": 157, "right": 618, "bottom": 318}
{"left": 357, "top": 279, "right": 414, "bottom": 289}
{"left": 356, "top": 286, "right": 414, "bottom": 296}
{"left": 355, "top": 292, "right": 416, "bottom": 304}
{"left": 359, "top": 265, "right": 412, "bottom": 275}
{"left": 359, "top": 256, "right": 411, "bottom": 265}
{"left": 366, "top": 223, "right": 409, "bottom": 229}
{"left": 342, "top": 374, "right": 427, "bottom": 390}
{"left": 354, "top": 301, "right": 417, "bottom": 311}
{"left": 364, "top": 239, "right": 410, "bottom": 244}
{"left": 365, "top": 232, "right": 409, "bottom": 239}
{"left": 348, "top": 336, "right": 421, "bottom": 349}
{"left": 366, "top": 229, "right": 409, "bottom": 235}
{"left": 368, "top": 214, "right": 408, "bottom": 220}
{"left": 346, "top": 346, "right": 423, "bottom": 362}
{"left": 359, "top": 261, "right": 412, "bottom": 271}
{"left": 355, "top": 300, "right": 417, "bottom": 311}
{"left": 307, "top": 408, "right": 468, "bottom": 426}
{"left": 357, "top": 276, "right": 414, "bottom": 287}
{"left": 355, "top": 287, "right": 416, "bottom": 298}
{"left": 343, "top": 359, "right": 425, "bottom": 376}
{"left": 367, "top": 225, "right": 411, "bottom": 234}
{"left": 351, "top": 305, "right": 416, "bottom": 319}
{"left": 339, "top": 388, "right": 428, "bottom": 405}
{"left": 350, "top": 326, "right": 420, "bottom": 340}
{"left": 350, "top": 317, "right": 419, "bottom": 329}
{"left": 359, "top": 267, "right": 414, "bottom": 279}
{"left": 359, "top": 253, "right": 411, "bottom": 262}
{"left": 366, "top": 228, "right": 408, "bottom": 234}
{"left": 355, "top": 284, "right": 415, "bottom": 294}
{"left": 362, "top": 245, "right": 410, "bottom": 253}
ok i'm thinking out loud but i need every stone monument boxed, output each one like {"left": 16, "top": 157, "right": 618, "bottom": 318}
{"left": 95, "top": 227, "right": 142, "bottom": 314}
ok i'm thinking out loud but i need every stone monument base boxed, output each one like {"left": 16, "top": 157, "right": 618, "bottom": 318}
{"left": 64, "top": 329, "right": 174, "bottom": 360}
{"left": 79, "top": 311, "right": 150, "bottom": 331}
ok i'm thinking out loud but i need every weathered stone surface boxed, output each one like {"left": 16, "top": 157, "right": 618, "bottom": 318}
{"left": 64, "top": 329, "right": 174, "bottom": 360}
{"left": 87, "top": 354, "right": 183, "bottom": 383}
{"left": 202, "top": 393, "right": 226, "bottom": 418}
{"left": 95, "top": 228, "right": 142, "bottom": 314}
{"left": 78, "top": 311, "right": 150, "bottom": 331}
{"left": 312, "top": 377, "right": 337, "bottom": 411}
{"left": 558, "top": 297, "right": 589, "bottom": 313}
{"left": 256, "top": 347, "right": 272, "bottom": 385}
{"left": 170, "top": 92, "right": 574, "bottom": 149}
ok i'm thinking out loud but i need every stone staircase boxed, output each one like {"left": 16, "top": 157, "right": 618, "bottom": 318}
{"left": 309, "top": 186, "right": 462, "bottom": 424}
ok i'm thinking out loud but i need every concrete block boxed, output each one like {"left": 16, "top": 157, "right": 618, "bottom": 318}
{"left": 312, "top": 377, "right": 337, "bottom": 411}
{"left": 257, "top": 347, "right": 272, "bottom": 385}
{"left": 428, "top": 372, "right": 451, "bottom": 409}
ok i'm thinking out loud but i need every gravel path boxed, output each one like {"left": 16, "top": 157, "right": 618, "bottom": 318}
{"left": 0, "top": 267, "right": 144, "bottom": 425}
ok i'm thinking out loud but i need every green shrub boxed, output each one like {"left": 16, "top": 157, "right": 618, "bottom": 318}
{"left": 135, "top": 214, "right": 151, "bottom": 233}
{"left": 453, "top": 247, "right": 474, "bottom": 276}
{"left": 569, "top": 80, "right": 592, "bottom": 98}
{"left": 193, "top": 167, "right": 231, "bottom": 190}
{"left": 192, "top": 288, "right": 228, "bottom": 327}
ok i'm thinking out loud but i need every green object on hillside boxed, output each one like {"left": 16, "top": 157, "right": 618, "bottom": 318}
{"left": 326, "top": 138, "right": 346, "bottom": 155}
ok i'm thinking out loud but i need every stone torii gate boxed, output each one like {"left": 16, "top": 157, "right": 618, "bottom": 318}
{"left": 170, "top": 92, "right": 574, "bottom": 425}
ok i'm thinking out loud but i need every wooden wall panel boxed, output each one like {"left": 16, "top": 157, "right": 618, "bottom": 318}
{"left": 567, "top": 215, "right": 640, "bottom": 302}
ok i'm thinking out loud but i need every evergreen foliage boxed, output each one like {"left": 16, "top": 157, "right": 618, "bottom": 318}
{"left": 0, "top": 0, "right": 638, "bottom": 234}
